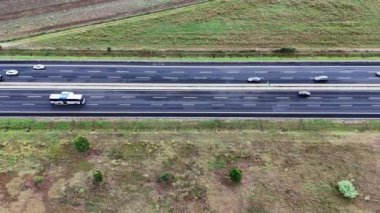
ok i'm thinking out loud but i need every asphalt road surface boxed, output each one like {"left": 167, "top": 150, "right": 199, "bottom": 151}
{"left": 2, "top": 89, "right": 380, "bottom": 117}
{"left": 1, "top": 63, "right": 380, "bottom": 84}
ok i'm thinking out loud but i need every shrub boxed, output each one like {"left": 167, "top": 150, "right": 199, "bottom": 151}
{"left": 229, "top": 168, "right": 243, "bottom": 183}
{"left": 74, "top": 136, "right": 90, "bottom": 153}
{"left": 92, "top": 170, "right": 103, "bottom": 183}
{"left": 159, "top": 172, "right": 173, "bottom": 183}
{"left": 34, "top": 176, "right": 45, "bottom": 184}
{"left": 107, "top": 47, "right": 112, "bottom": 52}
{"left": 338, "top": 180, "right": 358, "bottom": 199}
{"left": 274, "top": 47, "right": 296, "bottom": 54}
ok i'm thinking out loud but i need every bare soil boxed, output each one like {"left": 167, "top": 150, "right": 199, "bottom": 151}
{"left": 0, "top": 0, "right": 203, "bottom": 41}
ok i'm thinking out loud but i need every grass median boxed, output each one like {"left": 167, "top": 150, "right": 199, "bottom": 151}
{"left": 0, "top": 119, "right": 379, "bottom": 212}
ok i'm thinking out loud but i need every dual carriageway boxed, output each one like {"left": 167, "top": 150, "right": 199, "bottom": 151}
{"left": 1, "top": 61, "right": 380, "bottom": 117}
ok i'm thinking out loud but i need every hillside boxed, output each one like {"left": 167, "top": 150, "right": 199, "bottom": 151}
{"left": 7, "top": 0, "right": 380, "bottom": 51}
{"left": 0, "top": 119, "right": 379, "bottom": 212}
{"left": 0, "top": 0, "right": 203, "bottom": 41}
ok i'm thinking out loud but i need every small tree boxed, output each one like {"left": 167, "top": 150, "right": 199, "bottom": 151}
{"left": 338, "top": 180, "right": 358, "bottom": 199}
{"left": 74, "top": 136, "right": 90, "bottom": 153}
{"left": 159, "top": 172, "right": 173, "bottom": 183}
{"left": 93, "top": 170, "right": 103, "bottom": 183}
{"left": 229, "top": 168, "right": 243, "bottom": 183}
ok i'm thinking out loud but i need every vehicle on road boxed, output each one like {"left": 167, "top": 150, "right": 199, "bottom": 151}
{"left": 297, "top": 91, "right": 311, "bottom": 97}
{"left": 33, "top": 64, "right": 45, "bottom": 70}
{"left": 49, "top": 91, "right": 85, "bottom": 105}
{"left": 5, "top": 70, "right": 19, "bottom": 76}
{"left": 313, "top": 75, "right": 328, "bottom": 83}
{"left": 247, "top": 77, "right": 261, "bottom": 83}
{"left": 0, "top": 74, "right": 3, "bottom": 81}
{"left": 375, "top": 72, "right": 380, "bottom": 77}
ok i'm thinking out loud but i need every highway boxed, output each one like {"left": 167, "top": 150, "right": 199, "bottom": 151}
{"left": 2, "top": 89, "right": 380, "bottom": 117}
{"left": 1, "top": 61, "right": 380, "bottom": 117}
{"left": 1, "top": 63, "right": 380, "bottom": 84}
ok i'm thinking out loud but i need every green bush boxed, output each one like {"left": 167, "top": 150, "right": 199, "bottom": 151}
{"left": 92, "top": 170, "right": 103, "bottom": 183}
{"left": 338, "top": 180, "right": 358, "bottom": 199}
{"left": 159, "top": 172, "right": 173, "bottom": 183}
{"left": 34, "top": 176, "right": 45, "bottom": 184}
{"left": 74, "top": 136, "right": 90, "bottom": 153}
{"left": 229, "top": 168, "right": 243, "bottom": 183}
{"left": 274, "top": 47, "right": 296, "bottom": 54}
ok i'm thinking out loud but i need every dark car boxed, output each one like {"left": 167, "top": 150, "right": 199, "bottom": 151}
{"left": 313, "top": 75, "right": 328, "bottom": 83}
{"left": 298, "top": 91, "right": 311, "bottom": 97}
{"left": 375, "top": 72, "right": 380, "bottom": 77}
{"left": 0, "top": 74, "right": 3, "bottom": 81}
{"left": 247, "top": 77, "right": 261, "bottom": 83}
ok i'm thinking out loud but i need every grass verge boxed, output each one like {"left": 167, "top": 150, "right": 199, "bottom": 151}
{"left": 1, "top": 53, "right": 380, "bottom": 62}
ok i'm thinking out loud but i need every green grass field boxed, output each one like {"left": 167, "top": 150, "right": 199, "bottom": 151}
{"left": 8, "top": 0, "right": 380, "bottom": 51}
{"left": 0, "top": 119, "right": 379, "bottom": 212}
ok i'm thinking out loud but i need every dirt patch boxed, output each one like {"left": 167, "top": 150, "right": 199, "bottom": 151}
{"left": 0, "top": 0, "right": 205, "bottom": 41}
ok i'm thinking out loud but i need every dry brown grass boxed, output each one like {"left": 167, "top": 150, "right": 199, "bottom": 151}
{"left": 0, "top": 119, "right": 379, "bottom": 212}
{"left": 0, "top": 0, "right": 204, "bottom": 41}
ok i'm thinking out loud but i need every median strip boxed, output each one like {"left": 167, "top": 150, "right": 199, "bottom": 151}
{"left": 1, "top": 83, "right": 380, "bottom": 91}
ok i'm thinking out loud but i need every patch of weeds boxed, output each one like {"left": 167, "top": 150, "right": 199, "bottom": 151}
{"left": 85, "top": 201, "right": 101, "bottom": 212}
{"left": 34, "top": 175, "right": 45, "bottom": 185}
{"left": 208, "top": 158, "right": 227, "bottom": 170}
{"left": 107, "top": 146, "right": 124, "bottom": 160}
{"left": 76, "top": 161, "right": 94, "bottom": 172}
{"left": 120, "top": 141, "right": 161, "bottom": 161}
{"left": 7, "top": 155, "right": 19, "bottom": 168}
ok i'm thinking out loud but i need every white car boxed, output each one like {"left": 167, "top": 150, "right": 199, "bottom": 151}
{"left": 247, "top": 77, "right": 261, "bottom": 83}
{"left": 33, "top": 64, "right": 45, "bottom": 70}
{"left": 298, "top": 91, "right": 311, "bottom": 97}
{"left": 5, "top": 70, "right": 19, "bottom": 76}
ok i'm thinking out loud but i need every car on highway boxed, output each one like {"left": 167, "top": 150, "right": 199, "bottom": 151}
{"left": 313, "top": 75, "right": 328, "bottom": 83}
{"left": 247, "top": 77, "right": 261, "bottom": 83}
{"left": 297, "top": 91, "right": 311, "bottom": 97}
{"left": 0, "top": 74, "right": 3, "bottom": 81}
{"left": 5, "top": 70, "right": 19, "bottom": 76}
{"left": 33, "top": 64, "right": 45, "bottom": 70}
{"left": 375, "top": 72, "right": 380, "bottom": 77}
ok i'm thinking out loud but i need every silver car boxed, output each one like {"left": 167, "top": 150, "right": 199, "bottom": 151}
{"left": 298, "top": 91, "right": 311, "bottom": 97}
{"left": 313, "top": 75, "right": 328, "bottom": 83}
{"left": 247, "top": 77, "right": 261, "bottom": 83}
{"left": 33, "top": 64, "right": 45, "bottom": 70}
{"left": 5, "top": 70, "right": 19, "bottom": 76}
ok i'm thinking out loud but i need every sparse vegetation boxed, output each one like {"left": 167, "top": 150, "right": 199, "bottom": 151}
{"left": 338, "top": 180, "right": 359, "bottom": 199}
{"left": 229, "top": 168, "right": 243, "bottom": 184}
{"left": 0, "top": 119, "right": 378, "bottom": 212}
{"left": 34, "top": 176, "right": 45, "bottom": 185}
{"left": 73, "top": 136, "right": 90, "bottom": 153}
